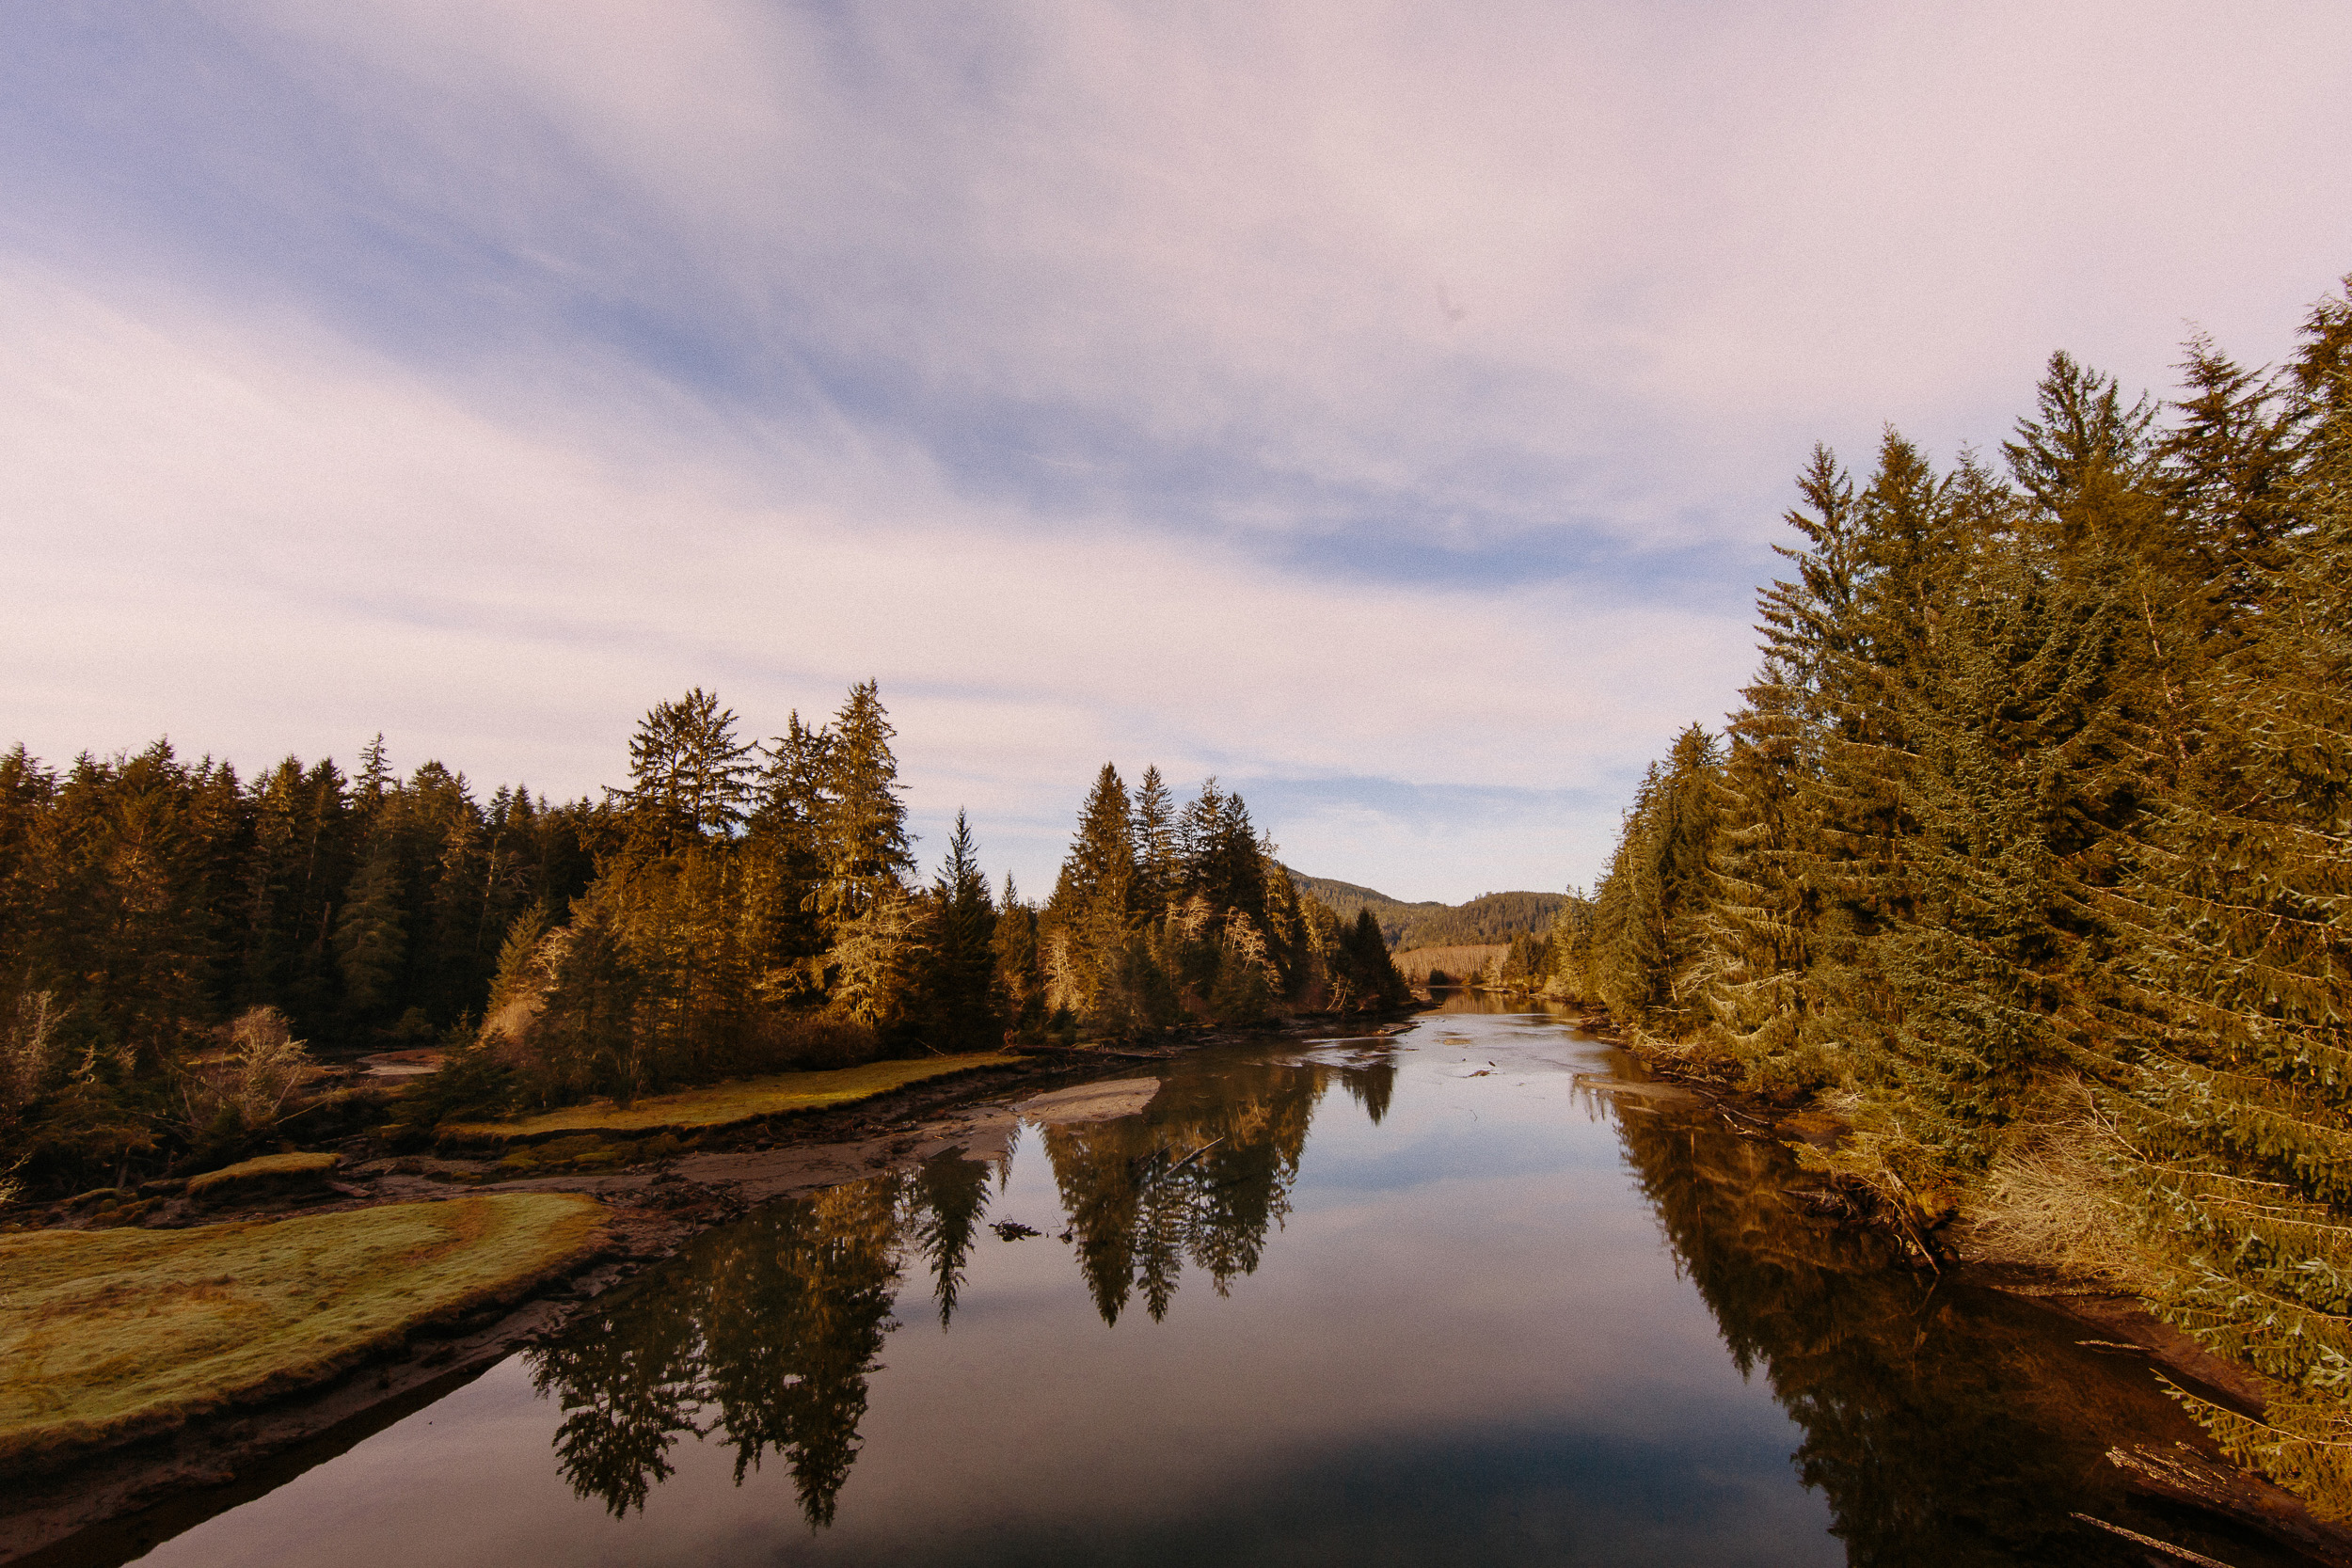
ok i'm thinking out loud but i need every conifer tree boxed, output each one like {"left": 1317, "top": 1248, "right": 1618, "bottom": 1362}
{"left": 1591, "top": 726, "right": 1720, "bottom": 1031}
{"left": 335, "top": 837, "right": 408, "bottom": 1022}
{"left": 1057, "top": 765, "right": 1136, "bottom": 926}
{"left": 1543, "top": 890, "right": 1597, "bottom": 1002}
{"left": 354, "top": 734, "right": 391, "bottom": 825}
{"left": 1687, "top": 450, "right": 1869, "bottom": 1086}
{"left": 2157, "top": 335, "right": 2296, "bottom": 620}
{"left": 812, "top": 682, "right": 914, "bottom": 930}
{"left": 532, "top": 892, "right": 647, "bottom": 1104}
{"left": 748, "top": 712, "right": 831, "bottom": 968}
{"left": 991, "top": 874, "right": 1049, "bottom": 1044}
{"left": 2093, "top": 285, "right": 2352, "bottom": 1502}
{"left": 619, "top": 689, "right": 757, "bottom": 847}
{"left": 1047, "top": 765, "right": 1136, "bottom": 1020}
{"left": 1181, "top": 781, "right": 1267, "bottom": 931}
{"left": 2002, "top": 351, "right": 2158, "bottom": 532}
{"left": 1131, "top": 765, "right": 1179, "bottom": 919}
{"left": 903, "top": 812, "right": 1003, "bottom": 1053}
{"left": 1337, "top": 907, "right": 1407, "bottom": 1009}
{"left": 1176, "top": 778, "right": 1227, "bottom": 892}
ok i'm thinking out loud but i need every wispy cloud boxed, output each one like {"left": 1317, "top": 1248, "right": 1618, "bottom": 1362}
{"left": 3, "top": 2, "right": 2347, "bottom": 898}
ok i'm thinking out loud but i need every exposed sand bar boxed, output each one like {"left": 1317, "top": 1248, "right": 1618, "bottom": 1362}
{"left": 1015, "top": 1077, "right": 1164, "bottom": 1124}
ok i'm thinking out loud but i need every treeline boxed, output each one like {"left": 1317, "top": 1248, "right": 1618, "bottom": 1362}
{"left": 1036, "top": 767, "right": 1407, "bottom": 1037}
{"left": 1282, "top": 872, "right": 1565, "bottom": 953}
{"left": 1534, "top": 281, "right": 2352, "bottom": 1512}
{"left": 0, "top": 685, "right": 1405, "bottom": 1191}
{"left": 437, "top": 682, "right": 1013, "bottom": 1122}
{"left": 0, "top": 735, "right": 603, "bottom": 1183}
{"left": 0, "top": 739, "right": 605, "bottom": 1056}
{"left": 1393, "top": 890, "right": 1566, "bottom": 953}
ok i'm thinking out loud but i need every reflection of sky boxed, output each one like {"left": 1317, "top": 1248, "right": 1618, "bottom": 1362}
{"left": 6, "top": 4, "right": 2347, "bottom": 898}
{"left": 136, "top": 1013, "right": 1837, "bottom": 1568}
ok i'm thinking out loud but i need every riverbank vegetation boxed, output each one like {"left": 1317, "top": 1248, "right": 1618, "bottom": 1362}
{"left": 1532, "top": 279, "right": 2352, "bottom": 1514}
{"left": 1, "top": 686, "right": 1405, "bottom": 1196}
{"left": 0, "top": 1192, "right": 607, "bottom": 1471}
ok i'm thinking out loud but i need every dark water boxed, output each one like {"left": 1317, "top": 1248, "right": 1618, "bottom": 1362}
{"left": 105, "top": 997, "right": 2281, "bottom": 1566}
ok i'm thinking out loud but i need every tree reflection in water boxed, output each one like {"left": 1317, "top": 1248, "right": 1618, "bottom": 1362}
{"left": 525, "top": 1049, "right": 1398, "bottom": 1526}
{"left": 529, "top": 1177, "right": 908, "bottom": 1526}
{"left": 1042, "top": 1058, "right": 1328, "bottom": 1324}
{"left": 518, "top": 1045, "right": 2268, "bottom": 1560}
{"left": 1611, "top": 1097, "right": 2278, "bottom": 1567}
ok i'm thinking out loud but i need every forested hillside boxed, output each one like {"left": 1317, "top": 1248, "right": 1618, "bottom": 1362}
{"left": 1395, "top": 891, "right": 1566, "bottom": 951}
{"left": 0, "top": 694, "right": 1404, "bottom": 1196}
{"left": 1282, "top": 873, "right": 1565, "bottom": 953}
{"left": 1535, "top": 280, "right": 2352, "bottom": 1514}
{"left": 1280, "top": 873, "right": 1439, "bottom": 944}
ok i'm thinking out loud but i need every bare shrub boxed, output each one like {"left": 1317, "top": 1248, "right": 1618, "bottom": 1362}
{"left": 1962, "top": 1081, "right": 2161, "bottom": 1289}
{"left": 1, "top": 990, "right": 59, "bottom": 1115}
{"left": 181, "top": 1006, "right": 317, "bottom": 1136}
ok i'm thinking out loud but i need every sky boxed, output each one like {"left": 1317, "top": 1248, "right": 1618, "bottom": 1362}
{"left": 5, "top": 2, "right": 2349, "bottom": 903}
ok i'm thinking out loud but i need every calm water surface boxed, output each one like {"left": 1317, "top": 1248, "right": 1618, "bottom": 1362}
{"left": 104, "top": 997, "right": 2265, "bottom": 1566}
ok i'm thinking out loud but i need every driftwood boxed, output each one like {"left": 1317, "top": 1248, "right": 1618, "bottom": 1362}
{"left": 1169, "top": 1136, "right": 1226, "bottom": 1172}
{"left": 2104, "top": 1444, "right": 2352, "bottom": 1567}
{"left": 2069, "top": 1513, "right": 2235, "bottom": 1567}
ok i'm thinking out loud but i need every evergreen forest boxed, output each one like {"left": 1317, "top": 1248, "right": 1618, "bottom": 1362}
{"left": 1284, "top": 874, "right": 1565, "bottom": 953}
{"left": 0, "top": 687, "right": 1405, "bottom": 1195}
{"left": 1528, "top": 279, "right": 2352, "bottom": 1511}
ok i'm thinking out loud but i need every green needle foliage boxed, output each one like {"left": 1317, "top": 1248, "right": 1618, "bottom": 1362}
{"left": 1549, "top": 277, "right": 2352, "bottom": 1514}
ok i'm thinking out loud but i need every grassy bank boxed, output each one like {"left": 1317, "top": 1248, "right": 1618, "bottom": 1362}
{"left": 438, "top": 1053, "right": 1025, "bottom": 1144}
{"left": 0, "top": 1193, "right": 607, "bottom": 1472}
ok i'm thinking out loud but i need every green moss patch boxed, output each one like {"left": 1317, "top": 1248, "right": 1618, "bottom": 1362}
{"left": 0, "top": 1192, "right": 607, "bottom": 1471}
{"left": 495, "top": 1133, "right": 659, "bottom": 1174}
{"left": 186, "top": 1150, "right": 342, "bottom": 1207}
{"left": 440, "top": 1053, "right": 1023, "bottom": 1145}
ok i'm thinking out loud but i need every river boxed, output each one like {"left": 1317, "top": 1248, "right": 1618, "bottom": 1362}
{"left": 56, "top": 994, "right": 2297, "bottom": 1565}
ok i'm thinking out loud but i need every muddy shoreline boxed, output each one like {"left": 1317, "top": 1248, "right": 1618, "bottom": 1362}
{"left": 0, "top": 1019, "right": 1409, "bottom": 1565}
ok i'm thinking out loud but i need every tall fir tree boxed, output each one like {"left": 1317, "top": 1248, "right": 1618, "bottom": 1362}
{"left": 1048, "top": 764, "right": 1136, "bottom": 1020}
{"left": 618, "top": 689, "right": 758, "bottom": 848}
{"left": 904, "top": 812, "right": 1004, "bottom": 1053}
{"left": 812, "top": 682, "right": 914, "bottom": 931}
{"left": 1131, "top": 765, "right": 1179, "bottom": 919}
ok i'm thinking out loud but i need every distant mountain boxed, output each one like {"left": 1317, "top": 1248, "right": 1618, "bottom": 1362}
{"left": 1285, "top": 869, "right": 1566, "bottom": 951}
{"left": 1391, "top": 890, "right": 1569, "bottom": 950}
{"left": 1285, "top": 871, "right": 1437, "bottom": 915}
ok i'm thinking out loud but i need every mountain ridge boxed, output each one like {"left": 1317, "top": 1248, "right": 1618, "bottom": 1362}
{"left": 1284, "top": 869, "right": 1565, "bottom": 951}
